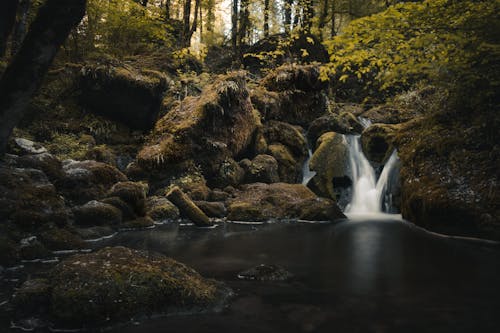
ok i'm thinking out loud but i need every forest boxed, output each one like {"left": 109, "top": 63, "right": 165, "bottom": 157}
{"left": 0, "top": 0, "right": 499, "bottom": 331}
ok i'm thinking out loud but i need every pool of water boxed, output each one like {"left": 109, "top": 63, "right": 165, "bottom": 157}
{"left": 90, "top": 217, "right": 500, "bottom": 333}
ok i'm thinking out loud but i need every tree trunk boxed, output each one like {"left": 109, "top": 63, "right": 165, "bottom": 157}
{"left": 0, "top": 0, "right": 19, "bottom": 57}
{"left": 318, "top": 0, "right": 329, "bottom": 38}
{"left": 0, "top": 0, "right": 86, "bottom": 157}
{"left": 165, "top": 0, "right": 170, "bottom": 19}
{"left": 284, "top": 0, "right": 293, "bottom": 33}
{"left": 231, "top": 0, "right": 238, "bottom": 55}
{"left": 238, "top": 0, "right": 250, "bottom": 47}
{"left": 302, "top": 0, "right": 314, "bottom": 32}
{"left": 264, "top": 0, "right": 270, "bottom": 37}
{"left": 181, "top": 0, "right": 192, "bottom": 47}
{"left": 11, "top": 0, "right": 31, "bottom": 56}
{"left": 188, "top": 0, "right": 201, "bottom": 42}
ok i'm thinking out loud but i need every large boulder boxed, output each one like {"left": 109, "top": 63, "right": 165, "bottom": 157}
{"left": 58, "top": 160, "right": 127, "bottom": 205}
{"left": 79, "top": 62, "right": 169, "bottom": 130}
{"left": 240, "top": 154, "right": 280, "bottom": 184}
{"left": 107, "top": 181, "right": 147, "bottom": 216}
{"left": 308, "top": 132, "right": 350, "bottom": 201}
{"left": 267, "top": 144, "right": 300, "bottom": 183}
{"left": 227, "top": 183, "right": 345, "bottom": 222}
{"left": 263, "top": 121, "right": 308, "bottom": 158}
{"left": 145, "top": 196, "right": 180, "bottom": 221}
{"left": 361, "top": 123, "right": 398, "bottom": 164}
{"left": 15, "top": 247, "right": 223, "bottom": 327}
{"left": 138, "top": 72, "right": 260, "bottom": 177}
{"left": 253, "top": 64, "right": 329, "bottom": 126}
{"left": 72, "top": 200, "right": 123, "bottom": 227}
{"left": 308, "top": 112, "right": 363, "bottom": 145}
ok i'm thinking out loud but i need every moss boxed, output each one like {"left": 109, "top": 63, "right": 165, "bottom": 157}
{"left": 309, "top": 132, "right": 349, "bottom": 200}
{"left": 166, "top": 187, "right": 212, "bottom": 227}
{"left": 73, "top": 201, "right": 123, "bottom": 227}
{"left": 101, "top": 196, "right": 137, "bottom": 221}
{"left": 361, "top": 124, "right": 399, "bottom": 164}
{"left": 193, "top": 201, "right": 226, "bottom": 218}
{"left": 267, "top": 144, "right": 299, "bottom": 183}
{"left": 48, "top": 247, "right": 219, "bottom": 326}
{"left": 39, "top": 228, "right": 85, "bottom": 251}
{"left": 146, "top": 196, "right": 180, "bottom": 221}
{"left": 107, "top": 181, "right": 147, "bottom": 216}
{"left": 241, "top": 154, "right": 280, "bottom": 184}
{"left": 122, "top": 216, "right": 155, "bottom": 229}
{"left": 263, "top": 121, "right": 308, "bottom": 158}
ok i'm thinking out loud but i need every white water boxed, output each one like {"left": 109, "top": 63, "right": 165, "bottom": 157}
{"left": 344, "top": 135, "right": 399, "bottom": 215}
{"left": 302, "top": 148, "right": 317, "bottom": 185}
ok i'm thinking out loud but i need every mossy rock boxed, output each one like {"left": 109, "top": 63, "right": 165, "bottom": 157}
{"left": 101, "top": 196, "right": 137, "bottom": 221}
{"left": 227, "top": 183, "right": 345, "bottom": 222}
{"left": 263, "top": 121, "right": 308, "bottom": 158}
{"left": 240, "top": 154, "right": 280, "bottom": 184}
{"left": 73, "top": 201, "right": 123, "bottom": 227}
{"left": 267, "top": 144, "right": 299, "bottom": 183}
{"left": 138, "top": 72, "right": 260, "bottom": 174}
{"left": 79, "top": 62, "right": 169, "bottom": 130}
{"left": 107, "top": 181, "right": 147, "bottom": 216}
{"left": 308, "top": 112, "right": 363, "bottom": 145}
{"left": 16, "top": 152, "right": 64, "bottom": 182}
{"left": 0, "top": 235, "right": 20, "bottom": 266}
{"left": 211, "top": 158, "right": 245, "bottom": 189}
{"left": 0, "top": 167, "right": 70, "bottom": 229}
{"left": 309, "top": 132, "right": 349, "bottom": 200}
{"left": 361, "top": 123, "right": 398, "bottom": 164}
{"left": 42, "top": 247, "right": 222, "bottom": 327}
{"left": 122, "top": 216, "right": 155, "bottom": 229}
{"left": 360, "top": 105, "right": 416, "bottom": 124}
{"left": 194, "top": 201, "right": 227, "bottom": 218}
{"left": 146, "top": 196, "right": 180, "bottom": 221}
{"left": 263, "top": 63, "right": 328, "bottom": 93}
{"left": 39, "top": 228, "right": 85, "bottom": 251}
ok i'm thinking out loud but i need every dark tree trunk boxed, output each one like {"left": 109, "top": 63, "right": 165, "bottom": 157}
{"left": 238, "top": 0, "right": 250, "bottom": 47}
{"left": 181, "top": 0, "right": 192, "bottom": 47}
{"left": 318, "top": 0, "right": 329, "bottom": 34}
{"left": 0, "top": 0, "right": 19, "bottom": 57}
{"left": 206, "top": 0, "right": 215, "bottom": 32}
{"left": 0, "top": 0, "right": 86, "bottom": 157}
{"left": 284, "top": 0, "right": 293, "bottom": 33}
{"left": 231, "top": 0, "right": 238, "bottom": 55}
{"left": 165, "top": 0, "right": 171, "bottom": 19}
{"left": 188, "top": 0, "right": 201, "bottom": 41}
{"left": 11, "top": 0, "right": 31, "bottom": 56}
{"left": 264, "top": 0, "right": 270, "bottom": 37}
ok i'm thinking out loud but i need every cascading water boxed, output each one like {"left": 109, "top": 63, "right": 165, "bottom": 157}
{"left": 344, "top": 135, "right": 400, "bottom": 215}
{"left": 302, "top": 148, "right": 317, "bottom": 185}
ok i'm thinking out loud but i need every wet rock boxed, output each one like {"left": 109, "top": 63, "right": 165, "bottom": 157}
{"left": 165, "top": 172, "right": 211, "bottom": 201}
{"left": 79, "top": 62, "right": 169, "bottom": 130}
{"left": 59, "top": 160, "right": 127, "bottom": 205}
{"left": 138, "top": 72, "right": 259, "bottom": 175}
{"left": 84, "top": 145, "right": 117, "bottom": 167}
{"left": 309, "top": 132, "right": 349, "bottom": 200}
{"left": 167, "top": 187, "right": 212, "bottom": 227}
{"left": 39, "top": 228, "right": 85, "bottom": 251}
{"left": 208, "top": 189, "right": 230, "bottom": 202}
{"left": 194, "top": 201, "right": 227, "bottom": 218}
{"left": 268, "top": 144, "right": 299, "bottom": 183}
{"left": 73, "top": 226, "right": 116, "bottom": 241}
{"left": 308, "top": 112, "right": 363, "bottom": 144}
{"left": 101, "top": 196, "right": 137, "bottom": 221}
{"left": 44, "top": 247, "right": 221, "bottom": 326}
{"left": 122, "top": 216, "right": 154, "bottom": 229}
{"left": 146, "top": 196, "right": 180, "bottom": 221}
{"left": 227, "top": 183, "right": 345, "bottom": 222}
{"left": 12, "top": 279, "right": 51, "bottom": 316}
{"left": 0, "top": 166, "right": 70, "bottom": 229}
{"left": 361, "top": 123, "right": 398, "bottom": 163}
{"left": 107, "top": 181, "right": 147, "bottom": 216}
{"left": 238, "top": 264, "right": 294, "bottom": 282}
{"left": 211, "top": 158, "right": 245, "bottom": 188}
{"left": 240, "top": 155, "right": 280, "bottom": 184}
{"left": 19, "top": 237, "right": 51, "bottom": 261}
{"left": 73, "top": 201, "right": 123, "bottom": 227}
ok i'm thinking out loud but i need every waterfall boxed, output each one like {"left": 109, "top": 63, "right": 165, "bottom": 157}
{"left": 302, "top": 148, "right": 317, "bottom": 185}
{"left": 344, "top": 135, "right": 399, "bottom": 215}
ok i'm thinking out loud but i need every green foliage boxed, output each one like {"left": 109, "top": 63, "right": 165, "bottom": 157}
{"left": 323, "top": 0, "right": 500, "bottom": 104}
{"left": 74, "top": 0, "right": 170, "bottom": 58}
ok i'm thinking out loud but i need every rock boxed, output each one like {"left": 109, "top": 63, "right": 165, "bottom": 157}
{"left": 122, "top": 216, "right": 154, "bottom": 229}
{"left": 211, "top": 158, "right": 245, "bottom": 188}
{"left": 166, "top": 172, "right": 211, "bottom": 201}
{"left": 138, "top": 72, "right": 260, "bottom": 175}
{"left": 227, "top": 183, "right": 345, "bottom": 221}
{"left": 11, "top": 138, "right": 47, "bottom": 155}
{"left": 145, "top": 196, "right": 180, "bottom": 221}
{"left": 101, "top": 196, "right": 137, "bottom": 221}
{"left": 308, "top": 112, "right": 363, "bottom": 144}
{"left": 44, "top": 247, "right": 221, "bottom": 326}
{"left": 255, "top": 64, "right": 328, "bottom": 126}
{"left": 84, "top": 145, "right": 117, "bottom": 167}
{"left": 16, "top": 152, "right": 64, "bottom": 182}
{"left": 166, "top": 187, "right": 212, "bottom": 227}
{"left": 360, "top": 105, "right": 413, "bottom": 124}
{"left": 263, "top": 121, "right": 308, "bottom": 158}
{"left": 0, "top": 166, "right": 70, "bottom": 228}
{"left": 12, "top": 279, "right": 51, "bottom": 316}
{"left": 19, "top": 237, "right": 51, "bottom": 260}
{"left": 361, "top": 123, "right": 398, "bottom": 163}
{"left": 240, "top": 155, "right": 280, "bottom": 184}
{"left": 0, "top": 235, "right": 19, "bottom": 266}
{"left": 238, "top": 264, "right": 294, "bottom": 282}
{"left": 39, "top": 228, "right": 85, "bottom": 251}
{"left": 59, "top": 160, "right": 127, "bottom": 205}
{"left": 242, "top": 33, "right": 329, "bottom": 74}
{"left": 268, "top": 144, "right": 299, "bottom": 183}
{"left": 79, "top": 62, "right": 169, "bottom": 130}
{"left": 194, "top": 201, "right": 227, "bottom": 218}
{"left": 73, "top": 201, "right": 123, "bottom": 226}
{"left": 208, "top": 189, "right": 230, "bottom": 202}
{"left": 107, "top": 181, "right": 147, "bottom": 216}
{"left": 309, "top": 132, "right": 349, "bottom": 200}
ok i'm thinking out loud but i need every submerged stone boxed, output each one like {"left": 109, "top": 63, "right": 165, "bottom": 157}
{"left": 238, "top": 264, "right": 294, "bottom": 282}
